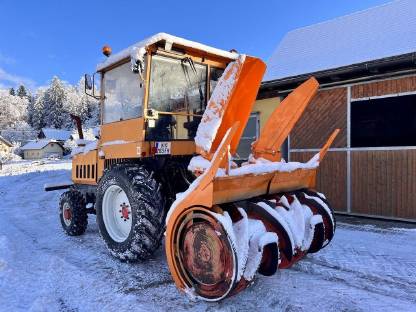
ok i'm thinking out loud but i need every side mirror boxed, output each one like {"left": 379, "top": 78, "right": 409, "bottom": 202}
{"left": 85, "top": 74, "right": 93, "bottom": 90}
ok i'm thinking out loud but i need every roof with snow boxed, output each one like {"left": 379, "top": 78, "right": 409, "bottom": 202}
{"left": 20, "top": 140, "right": 63, "bottom": 151}
{"left": 39, "top": 128, "right": 72, "bottom": 141}
{"left": 0, "top": 135, "right": 12, "bottom": 147}
{"left": 97, "top": 32, "right": 239, "bottom": 71}
{"left": 264, "top": 0, "right": 416, "bottom": 82}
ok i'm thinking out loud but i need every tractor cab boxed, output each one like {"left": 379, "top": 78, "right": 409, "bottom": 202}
{"left": 85, "top": 33, "right": 235, "bottom": 159}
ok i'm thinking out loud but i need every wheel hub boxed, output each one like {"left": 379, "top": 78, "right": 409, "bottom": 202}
{"left": 64, "top": 208, "right": 72, "bottom": 221}
{"left": 62, "top": 202, "right": 72, "bottom": 226}
{"left": 119, "top": 203, "right": 130, "bottom": 221}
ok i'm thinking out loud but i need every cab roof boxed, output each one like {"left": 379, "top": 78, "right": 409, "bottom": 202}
{"left": 96, "top": 32, "right": 239, "bottom": 72}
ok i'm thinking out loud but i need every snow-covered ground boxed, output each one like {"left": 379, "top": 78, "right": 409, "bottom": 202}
{"left": 0, "top": 160, "right": 415, "bottom": 311}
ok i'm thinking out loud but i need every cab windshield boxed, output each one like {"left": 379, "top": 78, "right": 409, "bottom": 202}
{"left": 146, "top": 54, "right": 225, "bottom": 140}
{"left": 148, "top": 55, "right": 207, "bottom": 115}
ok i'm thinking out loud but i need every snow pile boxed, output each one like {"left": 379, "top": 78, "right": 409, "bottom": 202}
{"left": 71, "top": 139, "right": 132, "bottom": 156}
{"left": 244, "top": 228, "right": 278, "bottom": 281}
{"left": 274, "top": 196, "right": 313, "bottom": 251}
{"left": 97, "top": 32, "right": 238, "bottom": 71}
{"left": 74, "top": 139, "right": 91, "bottom": 146}
{"left": 71, "top": 140, "right": 97, "bottom": 156}
{"left": 131, "top": 46, "right": 146, "bottom": 73}
{"left": 231, "top": 153, "right": 320, "bottom": 176}
{"left": 187, "top": 155, "right": 211, "bottom": 173}
{"left": 188, "top": 152, "right": 320, "bottom": 177}
{"left": 266, "top": 194, "right": 325, "bottom": 252}
{"left": 194, "top": 55, "right": 246, "bottom": 154}
{"left": 101, "top": 140, "right": 131, "bottom": 146}
{"left": 231, "top": 209, "right": 250, "bottom": 280}
{"left": 256, "top": 201, "right": 295, "bottom": 251}
{"left": 211, "top": 208, "right": 279, "bottom": 283}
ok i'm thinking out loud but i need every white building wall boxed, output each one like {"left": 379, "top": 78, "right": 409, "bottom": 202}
{"left": 23, "top": 143, "right": 63, "bottom": 159}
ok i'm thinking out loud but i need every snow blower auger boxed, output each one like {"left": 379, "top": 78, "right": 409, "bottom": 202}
{"left": 165, "top": 57, "right": 339, "bottom": 301}
{"left": 43, "top": 33, "right": 338, "bottom": 302}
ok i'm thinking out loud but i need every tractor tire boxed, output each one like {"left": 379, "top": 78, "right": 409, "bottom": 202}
{"left": 96, "top": 164, "right": 165, "bottom": 261}
{"left": 59, "top": 190, "right": 88, "bottom": 236}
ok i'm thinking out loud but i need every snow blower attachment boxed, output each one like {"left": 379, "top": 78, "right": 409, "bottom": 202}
{"left": 46, "top": 34, "right": 338, "bottom": 302}
{"left": 165, "top": 57, "right": 339, "bottom": 301}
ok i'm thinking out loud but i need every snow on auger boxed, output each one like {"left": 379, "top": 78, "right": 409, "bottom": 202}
{"left": 45, "top": 33, "right": 338, "bottom": 301}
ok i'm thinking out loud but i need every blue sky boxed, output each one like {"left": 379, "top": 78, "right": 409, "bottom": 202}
{"left": 0, "top": 0, "right": 392, "bottom": 90}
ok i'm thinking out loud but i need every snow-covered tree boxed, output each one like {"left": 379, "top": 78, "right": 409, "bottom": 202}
{"left": 27, "top": 94, "right": 35, "bottom": 127}
{"left": 63, "top": 84, "right": 83, "bottom": 129}
{"left": 0, "top": 89, "right": 36, "bottom": 144}
{"left": 0, "top": 75, "right": 100, "bottom": 137}
{"left": 43, "top": 76, "right": 66, "bottom": 128}
{"left": 31, "top": 88, "right": 47, "bottom": 130}
{"left": 61, "top": 76, "right": 100, "bottom": 129}
{"left": 0, "top": 89, "right": 29, "bottom": 128}
{"left": 75, "top": 77, "right": 99, "bottom": 127}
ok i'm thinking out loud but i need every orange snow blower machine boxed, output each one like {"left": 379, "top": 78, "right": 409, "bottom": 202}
{"left": 46, "top": 33, "right": 338, "bottom": 301}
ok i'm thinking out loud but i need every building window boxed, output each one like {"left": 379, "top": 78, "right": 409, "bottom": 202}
{"left": 351, "top": 94, "right": 416, "bottom": 148}
{"left": 236, "top": 113, "right": 260, "bottom": 159}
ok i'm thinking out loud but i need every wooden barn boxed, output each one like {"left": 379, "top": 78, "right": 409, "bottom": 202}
{"left": 258, "top": 0, "right": 416, "bottom": 221}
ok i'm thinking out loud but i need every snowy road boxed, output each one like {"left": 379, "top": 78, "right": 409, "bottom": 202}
{"left": 0, "top": 160, "right": 415, "bottom": 311}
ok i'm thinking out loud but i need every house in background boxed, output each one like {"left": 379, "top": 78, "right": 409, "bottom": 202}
{"left": 38, "top": 128, "right": 73, "bottom": 144}
{"left": 20, "top": 140, "right": 64, "bottom": 160}
{"left": 0, "top": 136, "right": 13, "bottom": 154}
{"left": 258, "top": 0, "right": 416, "bottom": 221}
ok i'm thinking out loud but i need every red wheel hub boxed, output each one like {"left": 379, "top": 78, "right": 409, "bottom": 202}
{"left": 119, "top": 203, "right": 130, "bottom": 220}
{"left": 64, "top": 208, "right": 72, "bottom": 221}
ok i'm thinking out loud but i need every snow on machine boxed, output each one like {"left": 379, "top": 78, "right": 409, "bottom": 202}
{"left": 46, "top": 33, "right": 338, "bottom": 301}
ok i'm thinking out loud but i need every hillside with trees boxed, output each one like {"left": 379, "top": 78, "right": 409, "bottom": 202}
{"left": 0, "top": 77, "right": 99, "bottom": 144}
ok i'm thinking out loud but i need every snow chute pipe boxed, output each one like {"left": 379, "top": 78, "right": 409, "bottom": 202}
{"left": 195, "top": 55, "right": 266, "bottom": 158}
{"left": 252, "top": 77, "right": 319, "bottom": 161}
{"left": 70, "top": 114, "right": 84, "bottom": 140}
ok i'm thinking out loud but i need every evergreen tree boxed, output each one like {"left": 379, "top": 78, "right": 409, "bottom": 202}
{"left": 31, "top": 88, "right": 46, "bottom": 130}
{"left": 43, "top": 76, "right": 66, "bottom": 128}
{"left": 17, "top": 85, "right": 27, "bottom": 98}
{"left": 76, "top": 76, "right": 99, "bottom": 127}
{"left": 27, "top": 94, "right": 35, "bottom": 127}
{"left": 9, "top": 87, "right": 15, "bottom": 96}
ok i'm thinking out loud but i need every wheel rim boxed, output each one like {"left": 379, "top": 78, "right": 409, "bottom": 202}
{"left": 63, "top": 202, "right": 72, "bottom": 226}
{"left": 102, "top": 185, "right": 132, "bottom": 243}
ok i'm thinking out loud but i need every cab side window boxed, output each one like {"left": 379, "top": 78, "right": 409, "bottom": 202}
{"left": 103, "top": 62, "right": 144, "bottom": 124}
